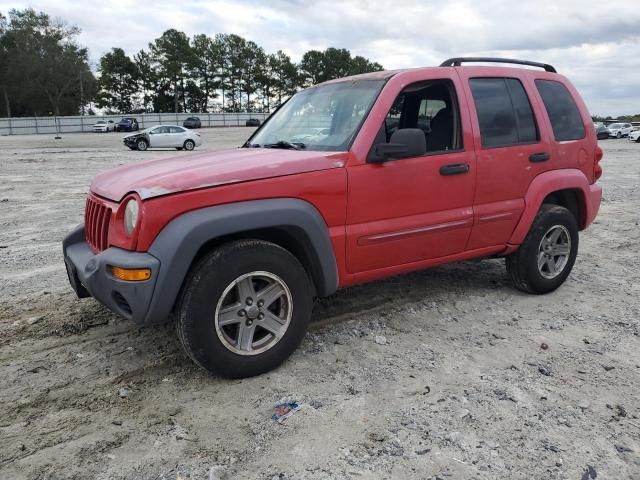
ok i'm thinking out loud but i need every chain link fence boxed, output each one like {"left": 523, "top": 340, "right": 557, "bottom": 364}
{"left": 0, "top": 112, "right": 270, "bottom": 136}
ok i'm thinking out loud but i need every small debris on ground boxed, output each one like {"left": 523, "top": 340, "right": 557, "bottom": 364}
{"left": 272, "top": 401, "right": 302, "bottom": 424}
{"left": 375, "top": 335, "right": 387, "bottom": 345}
{"left": 118, "top": 387, "right": 131, "bottom": 398}
{"left": 538, "top": 366, "right": 552, "bottom": 376}
{"left": 580, "top": 465, "right": 597, "bottom": 480}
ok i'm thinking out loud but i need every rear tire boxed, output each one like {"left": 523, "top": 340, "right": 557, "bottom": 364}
{"left": 506, "top": 204, "right": 578, "bottom": 294}
{"left": 176, "top": 240, "right": 313, "bottom": 378}
{"left": 184, "top": 139, "right": 195, "bottom": 151}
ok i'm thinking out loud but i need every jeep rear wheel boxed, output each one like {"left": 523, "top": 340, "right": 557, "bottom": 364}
{"left": 506, "top": 204, "right": 578, "bottom": 294}
{"left": 176, "top": 239, "right": 313, "bottom": 378}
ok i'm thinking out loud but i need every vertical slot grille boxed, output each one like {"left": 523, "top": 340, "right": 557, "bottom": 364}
{"left": 84, "top": 196, "right": 111, "bottom": 252}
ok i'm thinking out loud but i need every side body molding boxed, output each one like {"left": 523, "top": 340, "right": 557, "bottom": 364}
{"left": 144, "top": 198, "right": 339, "bottom": 324}
{"left": 508, "top": 168, "right": 601, "bottom": 247}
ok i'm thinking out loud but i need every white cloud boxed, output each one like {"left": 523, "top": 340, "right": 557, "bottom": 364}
{"left": 1, "top": 0, "right": 639, "bottom": 115}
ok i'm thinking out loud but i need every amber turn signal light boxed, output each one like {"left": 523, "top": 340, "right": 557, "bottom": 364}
{"left": 110, "top": 266, "right": 151, "bottom": 281}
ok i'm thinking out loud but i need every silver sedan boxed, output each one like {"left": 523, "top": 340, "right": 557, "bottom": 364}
{"left": 123, "top": 125, "right": 203, "bottom": 151}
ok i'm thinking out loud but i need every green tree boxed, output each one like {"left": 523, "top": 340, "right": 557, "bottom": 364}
{"left": 0, "top": 8, "right": 95, "bottom": 116}
{"left": 299, "top": 49, "right": 326, "bottom": 85}
{"left": 96, "top": 48, "right": 138, "bottom": 113}
{"left": 268, "top": 50, "right": 301, "bottom": 107}
{"left": 134, "top": 49, "right": 155, "bottom": 113}
{"left": 300, "top": 47, "right": 383, "bottom": 86}
{"left": 350, "top": 55, "right": 384, "bottom": 75}
{"left": 242, "top": 40, "right": 266, "bottom": 112}
{"left": 0, "top": 13, "right": 10, "bottom": 116}
{"left": 189, "top": 34, "right": 220, "bottom": 112}
{"left": 223, "top": 34, "right": 248, "bottom": 111}
{"left": 149, "top": 29, "right": 193, "bottom": 113}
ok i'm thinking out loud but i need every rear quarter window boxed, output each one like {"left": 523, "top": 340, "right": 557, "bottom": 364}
{"left": 469, "top": 78, "right": 539, "bottom": 148}
{"left": 535, "top": 80, "right": 585, "bottom": 141}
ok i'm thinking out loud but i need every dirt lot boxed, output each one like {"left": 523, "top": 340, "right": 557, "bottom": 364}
{"left": 1, "top": 129, "right": 639, "bottom": 480}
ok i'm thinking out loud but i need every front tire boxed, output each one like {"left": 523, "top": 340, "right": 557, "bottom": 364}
{"left": 506, "top": 204, "right": 578, "bottom": 294}
{"left": 184, "top": 139, "right": 195, "bottom": 151}
{"left": 176, "top": 240, "right": 314, "bottom": 378}
{"left": 136, "top": 139, "right": 148, "bottom": 151}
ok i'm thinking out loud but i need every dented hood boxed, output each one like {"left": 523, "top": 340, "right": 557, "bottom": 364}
{"left": 91, "top": 148, "right": 347, "bottom": 201}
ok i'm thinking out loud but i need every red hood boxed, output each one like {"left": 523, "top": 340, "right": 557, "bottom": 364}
{"left": 91, "top": 148, "right": 347, "bottom": 201}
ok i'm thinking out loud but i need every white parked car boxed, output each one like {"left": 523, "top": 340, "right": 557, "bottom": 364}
{"left": 607, "top": 122, "right": 633, "bottom": 138}
{"left": 628, "top": 129, "right": 640, "bottom": 143}
{"left": 93, "top": 120, "right": 115, "bottom": 132}
{"left": 123, "top": 125, "right": 203, "bottom": 151}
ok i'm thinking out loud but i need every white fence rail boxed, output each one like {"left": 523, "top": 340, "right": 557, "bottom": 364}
{"left": 0, "top": 112, "right": 270, "bottom": 136}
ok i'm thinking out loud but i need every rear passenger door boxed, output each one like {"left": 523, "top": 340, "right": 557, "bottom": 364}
{"left": 169, "top": 126, "right": 188, "bottom": 146}
{"left": 459, "top": 74, "right": 552, "bottom": 250}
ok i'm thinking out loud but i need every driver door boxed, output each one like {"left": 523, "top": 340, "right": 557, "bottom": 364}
{"left": 148, "top": 126, "right": 169, "bottom": 147}
{"left": 345, "top": 74, "right": 476, "bottom": 274}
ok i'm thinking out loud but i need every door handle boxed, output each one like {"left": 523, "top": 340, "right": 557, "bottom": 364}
{"left": 440, "top": 163, "right": 470, "bottom": 176}
{"left": 529, "top": 152, "right": 550, "bottom": 162}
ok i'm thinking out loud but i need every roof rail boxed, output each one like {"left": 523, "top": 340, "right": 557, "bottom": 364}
{"left": 440, "top": 57, "right": 557, "bottom": 73}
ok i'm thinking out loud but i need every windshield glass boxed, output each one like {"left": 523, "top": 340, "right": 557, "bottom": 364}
{"left": 609, "top": 123, "right": 623, "bottom": 128}
{"left": 249, "top": 79, "right": 385, "bottom": 151}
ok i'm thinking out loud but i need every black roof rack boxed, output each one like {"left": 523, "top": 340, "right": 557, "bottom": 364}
{"left": 440, "top": 57, "right": 557, "bottom": 73}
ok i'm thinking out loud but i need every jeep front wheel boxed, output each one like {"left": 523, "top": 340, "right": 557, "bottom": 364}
{"left": 176, "top": 240, "right": 313, "bottom": 378}
{"left": 506, "top": 204, "right": 578, "bottom": 294}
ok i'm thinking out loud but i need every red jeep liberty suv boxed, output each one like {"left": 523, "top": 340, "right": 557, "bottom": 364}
{"left": 63, "top": 58, "right": 603, "bottom": 378}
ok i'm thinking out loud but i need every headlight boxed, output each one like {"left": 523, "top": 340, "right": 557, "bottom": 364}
{"left": 124, "top": 199, "right": 139, "bottom": 236}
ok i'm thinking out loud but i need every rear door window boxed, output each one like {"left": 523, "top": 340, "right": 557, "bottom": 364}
{"left": 469, "top": 78, "right": 539, "bottom": 148}
{"left": 535, "top": 80, "right": 585, "bottom": 141}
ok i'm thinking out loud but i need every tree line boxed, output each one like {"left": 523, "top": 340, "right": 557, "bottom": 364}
{"left": 0, "top": 8, "right": 384, "bottom": 117}
{"left": 592, "top": 114, "right": 640, "bottom": 123}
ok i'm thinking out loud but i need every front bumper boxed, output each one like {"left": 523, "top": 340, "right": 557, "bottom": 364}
{"left": 62, "top": 224, "right": 160, "bottom": 323}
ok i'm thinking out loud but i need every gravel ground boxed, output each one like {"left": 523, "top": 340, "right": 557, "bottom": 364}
{"left": 0, "top": 129, "right": 639, "bottom": 480}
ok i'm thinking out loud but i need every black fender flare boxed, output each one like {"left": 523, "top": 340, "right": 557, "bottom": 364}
{"left": 144, "top": 198, "right": 339, "bottom": 324}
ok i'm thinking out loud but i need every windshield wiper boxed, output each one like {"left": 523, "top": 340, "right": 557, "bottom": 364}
{"left": 241, "top": 141, "right": 261, "bottom": 148}
{"left": 263, "top": 140, "right": 305, "bottom": 150}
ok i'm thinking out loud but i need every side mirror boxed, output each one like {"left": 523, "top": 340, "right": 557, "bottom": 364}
{"left": 369, "top": 128, "right": 427, "bottom": 163}
{"left": 371, "top": 143, "right": 409, "bottom": 163}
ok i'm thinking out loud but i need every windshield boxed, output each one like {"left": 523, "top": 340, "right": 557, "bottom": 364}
{"left": 249, "top": 79, "right": 385, "bottom": 151}
{"left": 95, "top": 121, "right": 105, "bottom": 124}
{"left": 609, "top": 123, "right": 623, "bottom": 128}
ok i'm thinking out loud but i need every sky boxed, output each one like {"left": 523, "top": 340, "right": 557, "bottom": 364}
{"left": 2, "top": 0, "right": 639, "bottom": 116}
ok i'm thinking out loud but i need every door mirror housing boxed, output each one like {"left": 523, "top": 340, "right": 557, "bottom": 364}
{"left": 371, "top": 143, "right": 410, "bottom": 163}
{"left": 368, "top": 128, "right": 427, "bottom": 163}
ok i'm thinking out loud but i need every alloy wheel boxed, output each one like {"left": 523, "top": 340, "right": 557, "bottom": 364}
{"left": 537, "top": 225, "right": 571, "bottom": 279}
{"left": 214, "top": 271, "right": 293, "bottom": 355}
